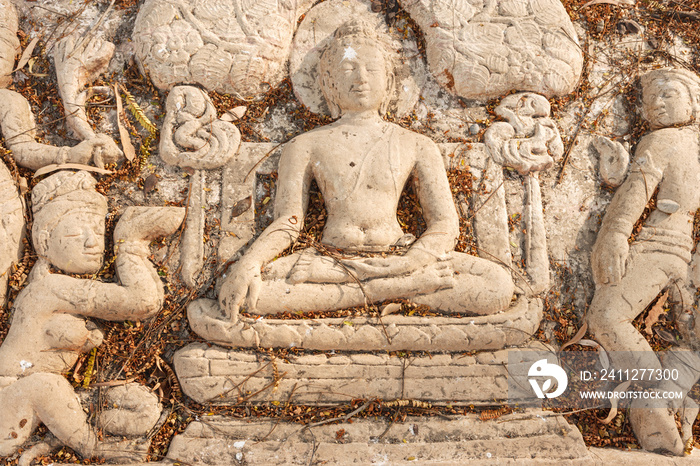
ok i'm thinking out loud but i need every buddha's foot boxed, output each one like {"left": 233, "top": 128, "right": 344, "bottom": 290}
{"left": 393, "top": 261, "right": 455, "bottom": 297}
{"left": 629, "top": 397, "right": 684, "bottom": 456}
{"left": 288, "top": 248, "right": 351, "bottom": 284}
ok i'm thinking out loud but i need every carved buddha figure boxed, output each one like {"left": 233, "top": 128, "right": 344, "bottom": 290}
{"left": 219, "top": 20, "right": 514, "bottom": 319}
{"left": 0, "top": 171, "right": 183, "bottom": 461}
{"left": 587, "top": 68, "right": 700, "bottom": 455}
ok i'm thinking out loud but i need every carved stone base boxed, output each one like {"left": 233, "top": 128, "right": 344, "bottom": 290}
{"left": 187, "top": 296, "right": 542, "bottom": 353}
{"left": 174, "top": 341, "right": 548, "bottom": 405}
{"left": 165, "top": 413, "right": 591, "bottom": 465}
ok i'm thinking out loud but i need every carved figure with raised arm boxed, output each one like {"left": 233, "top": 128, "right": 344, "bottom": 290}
{"left": 219, "top": 20, "right": 514, "bottom": 320}
{"left": 0, "top": 2, "right": 122, "bottom": 171}
{"left": 0, "top": 1, "right": 124, "bottom": 305}
{"left": 0, "top": 171, "right": 184, "bottom": 462}
{"left": 587, "top": 68, "right": 700, "bottom": 456}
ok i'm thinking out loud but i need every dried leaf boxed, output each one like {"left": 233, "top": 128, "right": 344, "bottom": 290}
{"left": 654, "top": 327, "right": 677, "bottom": 343}
{"left": 144, "top": 174, "right": 158, "bottom": 193}
{"left": 230, "top": 196, "right": 252, "bottom": 218}
{"left": 559, "top": 322, "right": 588, "bottom": 352}
{"left": 18, "top": 177, "right": 28, "bottom": 196}
{"left": 644, "top": 290, "right": 669, "bottom": 335}
{"left": 34, "top": 163, "right": 113, "bottom": 178}
{"left": 600, "top": 380, "right": 632, "bottom": 424}
{"left": 27, "top": 57, "right": 48, "bottom": 77}
{"left": 380, "top": 303, "right": 402, "bottom": 317}
{"left": 581, "top": 0, "right": 635, "bottom": 8}
{"left": 222, "top": 106, "right": 247, "bottom": 122}
{"left": 577, "top": 339, "right": 610, "bottom": 370}
{"left": 14, "top": 37, "right": 40, "bottom": 72}
{"left": 115, "top": 84, "right": 136, "bottom": 161}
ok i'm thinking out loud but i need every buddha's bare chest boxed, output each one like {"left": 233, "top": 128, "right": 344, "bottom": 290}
{"left": 311, "top": 146, "right": 411, "bottom": 203}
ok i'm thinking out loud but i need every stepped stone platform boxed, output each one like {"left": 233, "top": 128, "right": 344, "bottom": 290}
{"left": 164, "top": 412, "right": 592, "bottom": 465}
{"left": 174, "top": 341, "right": 549, "bottom": 405}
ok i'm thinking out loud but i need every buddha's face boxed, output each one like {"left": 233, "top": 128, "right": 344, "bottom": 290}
{"left": 328, "top": 39, "right": 389, "bottom": 114}
{"left": 45, "top": 211, "right": 105, "bottom": 274}
{"left": 643, "top": 78, "right": 697, "bottom": 129}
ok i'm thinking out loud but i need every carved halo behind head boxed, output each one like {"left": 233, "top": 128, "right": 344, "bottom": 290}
{"left": 318, "top": 19, "right": 398, "bottom": 119}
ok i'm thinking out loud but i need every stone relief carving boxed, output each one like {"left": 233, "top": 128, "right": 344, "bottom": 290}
{"left": 2, "top": 0, "right": 699, "bottom": 462}
{"left": 0, "top": 2, "right": 121, "bottom": 171}
{"left": 160, "top": 85, "right": 241, "bottom": 170}
{"left": 0, "top": 0, "right": 19, "bottom": 89}
{"left": 587, "top": 68, "right": 700, "bottom": 456}
{"left": 0, "top": 162, "right": 22, "bottom": 307}
{"left": 485, "top": 92, "right": 563, "bottom": 294}
{"left": 160, "top": 85, "right": 241, "bottom": 287}
{"left": 0, "top": 0, "right": 126, "bottom": 307}
{"left": 592, "top": 136, "right": 630, "bottom": 188}
{"left": 53, "top": 34, "right": 123, "bottom": 163}
{"left": 290, "top": 0, "right": 423, "bottom": 117}
{"left": 214, "top": 20, "right": 515, "bottom": 322}
{"left": 0, "top": 171, "right": 184, "bottom": 462}
{"left": 399, "top": 0, "right": 583, "bottom": 100}
{"left": 485, "top": 92, "right": 563, "bottom": 176}
{"left": 132, "top": 0, "right": 315, "bottom": 97}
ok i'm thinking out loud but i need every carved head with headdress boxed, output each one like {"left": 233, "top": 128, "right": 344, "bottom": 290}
{"left": 641, "top": 68, "right": 700, "bottom": 129}
{"left": 318, "top": 19, "right": 398, "bottom": 119}
{"left": 32, "top": 171, "right": 108, "bottom": 274}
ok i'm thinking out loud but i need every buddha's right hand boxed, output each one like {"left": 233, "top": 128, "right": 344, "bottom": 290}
{"left": 219, "top": 260, "right": 262, "bottom": 322}
{"left": 591, "top": 232, "right": 629, "bottom": 285}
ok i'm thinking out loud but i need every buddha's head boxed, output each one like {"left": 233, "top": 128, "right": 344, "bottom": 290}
{"left": 640, "top": 68, "right": 700, "bottom": 130}
{"left": 318, "top": 20, "right": 397, "bottom": 119}
{"left": 32, "top": 171, "right": 108, "bottom": 274}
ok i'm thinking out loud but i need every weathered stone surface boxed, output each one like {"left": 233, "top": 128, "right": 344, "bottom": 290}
{"left": 160, "top": 85, "right": 241, "bottom": 286}
{"left": 98, "top": 384, "right": 162, "bottom": 438}
{"left": 132, "top": 0, "right": 315, "bottom": 97}
{"left": 0, "top": 159, "right": 23, "bottom": 306}
{"left": 217, "top": 20, "right": 516, "bottom": 323}
{"left": 53, "top": 34, "right": 122, "bottom": 155}
{"left": 399, "top": 0, "right": 583, "bottom": 100}
{"left": 587, "top": 68, "right": 700, "bottom": 456}
{"left": 5, "top": 1, "right": 700, "bottom": 463}
{"left": 485, "top": 93, "right": 563, "bottom": 176}
{"left": 188, "top": 295, "right": 540, "bottom": 352}
{"left": 290, "top": 0, "right": 423, "bottom": 117}
{"left": 485, "top": 92, "right": 563, "bottom": 294}
{"left": 588, "top": 447, "right": 700, "bottom": 465}
{"left": 166, "top": 413, "right": 591, "bottom": 464}
{"left": 174, "top": 341, "right": 553, "bottom": 405}
{"left": 160, "top": 86, "right": 241, "bottom": 170}
{"left": 592, "top": 136, "right": 629, "bottom": 188}
{"left": 0, "top": 0, "right": 19, "bottom": 88}
{"left": 0, "top": 171, "right": 184, "bottom": 460}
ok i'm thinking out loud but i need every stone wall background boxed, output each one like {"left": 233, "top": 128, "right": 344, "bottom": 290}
{"left": 1, "top": 0, "right": 700, "bottom": 462}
